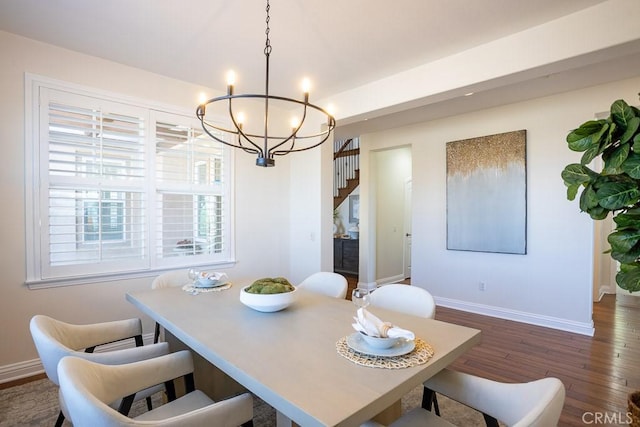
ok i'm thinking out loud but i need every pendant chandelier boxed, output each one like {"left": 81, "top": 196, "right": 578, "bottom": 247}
{"left": 196, "top": 0, "right": 336, "bottom": 167}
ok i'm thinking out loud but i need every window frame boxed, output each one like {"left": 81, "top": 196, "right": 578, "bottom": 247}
{"left": 25, "top": 74, "right": 236, "bottom": 289}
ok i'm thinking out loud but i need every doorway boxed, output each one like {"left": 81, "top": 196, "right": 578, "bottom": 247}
{"left": 372, "top": 146, "right": 412, "bottom": 285}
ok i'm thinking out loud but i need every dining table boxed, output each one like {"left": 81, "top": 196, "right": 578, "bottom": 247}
{"left": 126, "top": 283, "right": 481, "bottom": 427}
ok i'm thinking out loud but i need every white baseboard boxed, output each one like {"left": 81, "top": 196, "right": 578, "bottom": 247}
{"left": 0, "top": 332, "right": 155, "bottom": 385}
{"left": 375, "top": 275, "right": 406, "bottom": 286}
{"left": 0, "top": 358, "right": 44, "bottom": 383}
{"left": 358, "top": 281, "right": 378, "bottom": 291}
{"left": 435, "top": 297, "right": 595, "bottom": 336}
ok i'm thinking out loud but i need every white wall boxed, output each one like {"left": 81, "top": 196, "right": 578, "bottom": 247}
{"left": 359, "top": 77, "right": 640, "bottom": 335}
{"left": 0, "top": 30, "right": 296, "bottom": 379}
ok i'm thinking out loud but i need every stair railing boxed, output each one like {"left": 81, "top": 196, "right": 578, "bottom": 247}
{"left": 333, "top": 138, "right": 360, "bottom": 198}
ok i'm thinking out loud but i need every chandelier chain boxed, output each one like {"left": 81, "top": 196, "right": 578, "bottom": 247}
{"left": 195, "top": 0, "right": 336, "bottom": 167}
{"left": 264, "top": 0, "right": 272, "bottom": 55}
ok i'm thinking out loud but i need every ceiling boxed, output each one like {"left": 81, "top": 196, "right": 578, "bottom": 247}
{"left": 1, "top": 0, "right": 638, "bottom": 138}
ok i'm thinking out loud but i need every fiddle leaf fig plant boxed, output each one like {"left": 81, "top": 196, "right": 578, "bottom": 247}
{"left": 561, "top": 96, "right": 640, "bottom": 292}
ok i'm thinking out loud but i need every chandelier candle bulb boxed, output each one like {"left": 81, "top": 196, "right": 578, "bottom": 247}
{"left": 197, "top": 93, "right": 207, "bottom": 115}
{"left": 226, "top": 71, "right": 236, "bottom": 86}
{"left": 236, "top": 112, "right": 245, "bottom": 130}
{"left": 301, "top": 78, "right": 311, "bottom": 93}
{"left": 327, "top": 104, "right": 336, "bottom": 121}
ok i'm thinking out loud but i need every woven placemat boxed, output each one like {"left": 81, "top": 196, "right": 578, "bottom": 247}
{"left": 336, "top": 336, "right": 434, "bottom": 369}
{"left": 181, "top": 282, "right": 232, "bottom": 293}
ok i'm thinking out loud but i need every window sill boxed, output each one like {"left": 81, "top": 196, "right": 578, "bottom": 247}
{"left": 25, "top": 260, "right": 237, "bottom": 290}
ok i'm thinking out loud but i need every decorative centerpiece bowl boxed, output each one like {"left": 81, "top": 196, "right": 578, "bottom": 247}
{"left": 240, "top": 277, "right": 296, "bottom": 312}
{"left": 359, "top": 332, "right": 400, "bottom": 349}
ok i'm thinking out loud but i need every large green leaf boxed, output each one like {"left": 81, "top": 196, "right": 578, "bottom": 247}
{"left": 567, "top": 120, "right": 607, "bottom": 152}
{"left": 588, "top": 206, "right": 609, "bottom": 220}
{"left": 608, "top": 229, "right": 640, "bottom": 253}
{"left": 561, "top": 164, "right": 594, "bottom": 186}
{"left": 607, "top": 121, "right": 617, "bottom": 144}
{"left": 611, "top": 99, "right": 635, "bottom": 129}
{"left": 620, "top": 116, "right": 640, "bottom": 144}
{"left": 605, "top": 143, "right": 630, "bottom": 170}
{"left": 613, "top": 211, "right": 640, "bottom": 229}
{"left": 567, "top": 120, "right": 605, "bottom": 142}
{"left": 579, "top": 184, "right": 599, "bottom": 211}
{"left": 616, "top": 263, "right": 640, "bottom": 293}
{"left": 596, "top": 182, "right": 640, "bottom": 210}
{"left": 621, "top": 152, "right": 640, "bottom": 178}
{"left": 611, "top": 248, "right": 640, "bottom": 264}
{"left": 580, "top": 143, "right": 602, "bottom": 165}
{"left": 566, "top": 184, "right": 579, "bottom": 201}
{"left": 634, "top": 133, "right": 640, "bottom": 152}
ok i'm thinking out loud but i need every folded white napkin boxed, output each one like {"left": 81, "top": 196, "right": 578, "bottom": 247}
{"left": 352, "top": 308, "right": 415, "bottom": 340}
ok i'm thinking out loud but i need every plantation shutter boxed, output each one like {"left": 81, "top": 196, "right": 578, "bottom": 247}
{"left": 153, "top": 112, "right": 228, "bottom": 262}
{"left": 42, "top": 88, "right": 147, "bottom": 278}
{"left": 27, "top": 78, "right": 233, "bottom": 286}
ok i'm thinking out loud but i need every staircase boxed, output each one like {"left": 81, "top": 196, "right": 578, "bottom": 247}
{"left": 334, "top": 138, "right": 360, "bottom": 210}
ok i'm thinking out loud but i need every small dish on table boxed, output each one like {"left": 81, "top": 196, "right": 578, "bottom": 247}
{"left": 346, "top": 332, "right": 415, "bottom": 357}
{"left": 358, "top": 332, "right": 400, "bottom": 349}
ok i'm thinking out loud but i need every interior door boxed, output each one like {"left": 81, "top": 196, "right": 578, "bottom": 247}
{"left": 403, "top": 179, "right": 412, "bottom": 279}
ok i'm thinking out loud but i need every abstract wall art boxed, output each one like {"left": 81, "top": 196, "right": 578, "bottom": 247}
{"left": 446, "top": 130, "right": 527, "bottom": 254}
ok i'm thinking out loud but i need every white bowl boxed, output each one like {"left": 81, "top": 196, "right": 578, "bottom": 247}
{"left": 196, "top": 277, "right": 218, "bottom": 288}
{"left": 359, "top": 332, "right": 400, "bottom": 349}
{"left": 240, "top": 285, "right": 297, "bottom": 312}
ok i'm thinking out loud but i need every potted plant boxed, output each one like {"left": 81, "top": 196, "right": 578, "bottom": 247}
{"left": 560, "top": 94, "right": 640, "bottom": 423}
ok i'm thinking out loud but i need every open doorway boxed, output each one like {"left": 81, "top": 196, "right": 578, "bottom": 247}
{"left": 372, "top": 146, "right": 412, "bottom": 285}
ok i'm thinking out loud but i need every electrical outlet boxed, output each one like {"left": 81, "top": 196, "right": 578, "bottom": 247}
{"left": 479, "top": 282, "right": 486, "bottom": 291}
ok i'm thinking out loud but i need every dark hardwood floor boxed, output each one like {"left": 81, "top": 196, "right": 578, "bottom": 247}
{"left": 438, "top": 295, "right": 640, "bottom": 426}
{"left": 345, "top": 275, "right": 640, "bottom": 426}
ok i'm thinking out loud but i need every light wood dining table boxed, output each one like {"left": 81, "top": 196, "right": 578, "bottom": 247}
{"left": 126, "top": 284, "right": 481, "bottom": 427}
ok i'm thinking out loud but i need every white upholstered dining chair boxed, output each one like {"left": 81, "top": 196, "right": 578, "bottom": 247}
{"left": 58, "top": 350, "right": 254, "bottom": 427}
{"left": 368, "top": 284, "right": 436, "bottom": 319}
{"left": 298, "top": 271, "right": 348, "bottom": 299}
{"left": 365, "top": 284, "right": 439, "bottom": 416}
{"left": 377, "top": 369, "right": 565, "bottom": 427}
{"left": 30, "top": 315, "right": 170, "bottom": 427}
{"left": 151, "top": 270, "right": 188, "bottom": 343}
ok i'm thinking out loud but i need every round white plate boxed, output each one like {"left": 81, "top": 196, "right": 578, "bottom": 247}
{"left": 194, "top": 280, "right": 226, "bottom": 289}
{"left": 346, "top": 332, "right": 415, "bottom": 357}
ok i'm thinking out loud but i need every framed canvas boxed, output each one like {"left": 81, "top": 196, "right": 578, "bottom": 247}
{"left": 349, "top": 195, "right": 360, "bottom": 223}
{"left": 446, "top": 130, "right": 527, "bottom": 254}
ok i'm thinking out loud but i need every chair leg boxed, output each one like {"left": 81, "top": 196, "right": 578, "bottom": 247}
{"left": 482, "top": 413, "right": 500, "bottom": 427}
{"left": 421, "top": 386, "right": 440, "bottom": 416}
{"left": 146, "top": 396, "right": 153, "bottom": 411}
{"left": 118, "top": 394, "right": 135, "bottom": 415}
{"left": 55, "top": 410, "right": 65, "bottom": 427}
{"left": 154, "top": 322, "right": 161, "bottom": 344}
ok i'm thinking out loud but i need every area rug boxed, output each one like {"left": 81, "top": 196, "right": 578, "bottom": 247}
{"left": 0, "top": 378, "right": 490, "bottom": 426}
